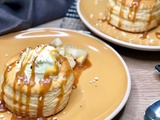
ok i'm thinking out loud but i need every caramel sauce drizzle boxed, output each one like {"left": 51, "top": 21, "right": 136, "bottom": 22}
{"left": 14, "top": 48, "right": 34, "bottom": 115}
{"left": 107, "top": 6, "right": 113, "bottom": 23}
{"left": 0, "top": 45, "right": 91, "bottom": 119}
{"left": 37, "top": 50, "right": 59, "bottom": 117}
{"left": 37, "top": 78, "right": 53, "bottom": 117}
{"left": 26, "top": 45, "right": 52, "bottom": 117}
{"left": 128, "top": 0, "right": 141, "bottom": 22}
{"left": 141, "top": 0, "right": 157, "bottom": 39}
{"left": 118, "top": 0, "right": 126, "bottom": 28}
{"left": 106, "top": 0, "right": 159, "bottom": 39}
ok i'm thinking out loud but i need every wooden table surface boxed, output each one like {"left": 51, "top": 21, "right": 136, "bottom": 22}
{"left": 36, "top": 18, "right": 160, "bottom": 120}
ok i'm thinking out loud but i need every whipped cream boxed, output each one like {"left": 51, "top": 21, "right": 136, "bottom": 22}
{"left": 16, "top": 45, "right": 60, "bottom": 83}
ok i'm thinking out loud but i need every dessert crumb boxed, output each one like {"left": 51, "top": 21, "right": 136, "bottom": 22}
{"left": 7, "top": 111, "right": 11, "bottom": 114}
{"left": 94, "top": 77, "right": 99, "bottom": 81}
{"left": 89, "top": 81, "right": 93, "bottom": 84}
{"left": 63, "top": 111, "right": 66, "bottom": 114}
{"left": 81, "top": 90, "right": 84, "bottom": 94}
{"left": 52, "top": 117, "right": 57, "bottom": 120}
{"left": 2, "top": 118, "right": 6, "bottom": 120}
{"left": 5, "top": 54, "right": 8, "bottom": 57}
{"left": 93, "top": 79, "right": 96, "bottom": 83}
{"left": 8, "top": 66, "right": 12, "bottom": 69}
{"left": 72, "top": 85, "right": 76, "bottom": 89}
{"left": 90, "top": 76, "right": 99, "bottom": 85}
{"left": 0, "top": 114, "right": 4, "bottom": 118}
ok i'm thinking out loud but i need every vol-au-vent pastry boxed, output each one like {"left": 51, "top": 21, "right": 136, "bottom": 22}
{"left": 106, "top": 0, "right": 160, "bottom": 32}
{"left": 0, "top": 39, "right": 88, "bottom": 118}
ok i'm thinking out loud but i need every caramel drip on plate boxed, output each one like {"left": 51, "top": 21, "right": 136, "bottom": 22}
{"left": 155, "top": 32, "right": 160, "bottom": 39}
{"left": 73, "top": 59, "right": 92, "bottom": 88}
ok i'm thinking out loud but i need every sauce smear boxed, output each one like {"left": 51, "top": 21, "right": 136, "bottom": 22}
{"left": 73, "top": 59, "right": 92, "bottom": 88}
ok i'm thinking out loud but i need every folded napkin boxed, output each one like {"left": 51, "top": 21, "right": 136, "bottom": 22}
{"left": 0, "top": 0, "right": 74, "bottom": 36}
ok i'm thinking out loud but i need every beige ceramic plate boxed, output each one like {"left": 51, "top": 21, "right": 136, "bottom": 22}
{"left": 77, "top": 0, "right": 160, "bottom": 51}
{"left": 0, "top": 28, "right": 131, "bottom": 120}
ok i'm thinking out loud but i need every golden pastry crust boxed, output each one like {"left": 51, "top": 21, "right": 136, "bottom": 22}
{"left": 106, "top": 0, "right": 160, "bottom": 32}
{"left": 1, "top": 45, "right": 74, "bottom": 117}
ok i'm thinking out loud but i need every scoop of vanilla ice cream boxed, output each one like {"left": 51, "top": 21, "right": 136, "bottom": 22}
{"left": 15, "top": 38, "right": 88, "bottom": 84}
{"left": 16, "top": 45, "right": 60, "bottom": 83}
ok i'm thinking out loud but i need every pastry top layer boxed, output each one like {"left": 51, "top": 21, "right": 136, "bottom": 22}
{"left": 3, "top": 45, "right": 73, "bottom": 94}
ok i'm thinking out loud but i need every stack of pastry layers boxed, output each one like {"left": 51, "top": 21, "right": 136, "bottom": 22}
{"left": 1, "top": 38, "right": 87, "bottom": 118}
{"left": 106, "top": 0, "right": 160, "bottom": 33}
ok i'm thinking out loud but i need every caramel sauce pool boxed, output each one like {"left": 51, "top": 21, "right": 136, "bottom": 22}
{"left": 73, "top": 59, "right": 92, "bottom": 88}
{"left": 0, "top": 46, "right": 91, "bottom": 120}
